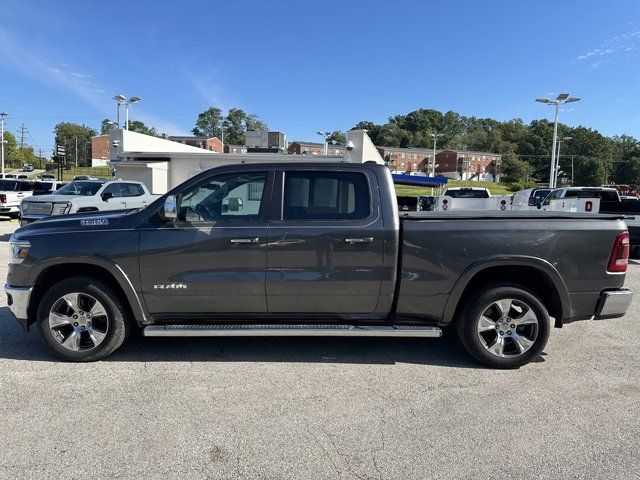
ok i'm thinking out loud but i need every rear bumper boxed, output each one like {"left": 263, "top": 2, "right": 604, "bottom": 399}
{"left": 4, "top": 284, "right": 32, "bottom": 330}
{"left": 594, "top": 288, "right": 633, "bottom": 319}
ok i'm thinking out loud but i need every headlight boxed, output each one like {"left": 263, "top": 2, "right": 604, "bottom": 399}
{"left": 10, "top": 240, "right": 30, "bottom": 264}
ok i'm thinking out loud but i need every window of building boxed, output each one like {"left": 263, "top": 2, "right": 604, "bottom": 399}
{"left": 283, "top": 171, "right": 370, "bottom": 221}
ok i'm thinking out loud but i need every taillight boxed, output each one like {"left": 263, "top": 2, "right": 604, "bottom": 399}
{"left": 585, "top": 201, "right": 593, "bottom": 212}
{"left": 607, "top": 232, "right": 630, "bottom": 273}
{"left": 0, "top": 194, "right": 6, "bottom": 204}
{"left": 442, "top": 198, "right": 448, "bottom": 210}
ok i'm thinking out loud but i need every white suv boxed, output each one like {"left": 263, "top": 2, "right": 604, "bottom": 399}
{"left": 20, "top": 179, "right": 156, "bottom": 224}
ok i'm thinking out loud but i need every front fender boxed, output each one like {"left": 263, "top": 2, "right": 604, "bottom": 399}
{"left": 26, "top": 255, "right": 147, "bottom": 326}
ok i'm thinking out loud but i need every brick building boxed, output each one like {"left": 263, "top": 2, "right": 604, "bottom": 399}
{"left": 90, "top": 134, "right": 110, "bottom": 166}
{"left": 224, "top": 144, "right": 247, "bottom": 154}
{"left": 435, "top": 149, "right": 501, "bottom": 182}
{"left": 167, "top": 136, "right": 223, "bottom": 153}
{"left": 376, "top": 146, "right": 438, "bottom": 173}
{"left": 287, "top": 141, "right": 325, "bottom": 155}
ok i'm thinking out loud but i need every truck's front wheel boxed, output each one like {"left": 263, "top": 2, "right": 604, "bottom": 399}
{"left": 37, "top": 277, "right": 129, "bottom": 361}
{"left": 457, "top": 286, "right": 551, "bottom": 368}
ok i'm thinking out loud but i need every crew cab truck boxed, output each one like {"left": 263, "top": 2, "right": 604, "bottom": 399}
{"left": 5, "top": 163, "right": 633, "bottom": 368}
{"left": 19, "top": 179, "right": 155, "bottom": 224}
{"left": 0, "top": 179, "right": 35, "bottom": 217}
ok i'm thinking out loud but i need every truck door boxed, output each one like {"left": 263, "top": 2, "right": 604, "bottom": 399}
{"left": 266, "top": 169, "right": 384, "bottom": 314}
{"left": 139, "top": 170, "right": 272, "bottom": 316}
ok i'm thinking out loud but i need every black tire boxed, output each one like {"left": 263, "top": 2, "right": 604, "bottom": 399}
{"left": 456, "top": 285, "right": 551, "bottom": 369}
{"left": 37, "top": 276, "right": 130, "bottom": 361}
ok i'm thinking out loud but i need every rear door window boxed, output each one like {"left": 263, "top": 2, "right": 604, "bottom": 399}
{"left": 283, "top": 171, "right": 370, "bottom": 220}
{"left": 122, "top": 183, "right": 145, "bottom": 197}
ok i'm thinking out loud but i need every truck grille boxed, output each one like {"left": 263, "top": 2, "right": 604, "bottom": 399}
{"left": 22, "top": 202, "right": 52, "bottom": 215}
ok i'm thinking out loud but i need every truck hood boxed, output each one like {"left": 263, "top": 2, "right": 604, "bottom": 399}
{"left": 21, "top": 194, "right": 84, "bottom": 203}
{"left": 12, "top": 209, "right": 146, "bottom": 240}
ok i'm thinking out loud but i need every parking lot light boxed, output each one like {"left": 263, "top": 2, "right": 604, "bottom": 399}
{"left": 535, "top": 94, "right": 581, "bottom": 188}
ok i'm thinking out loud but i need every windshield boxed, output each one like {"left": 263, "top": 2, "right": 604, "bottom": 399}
{"left": 34, "top": 182, "right": 54, "bottom": 191}
{"left": 54, "top": 181, "right": 103, "bottom": 196}
{"left": 0, "top": 180, "right": 20, "bottom": 191}
{"left": 444, "top": 189, "right": 489, "bottom": 199}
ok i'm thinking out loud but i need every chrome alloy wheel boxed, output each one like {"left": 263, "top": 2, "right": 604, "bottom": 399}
{"left": 48, "top": 292, "right": 109, "bottom": 352}
{"left": 476, "top": 298, "right": 539, "bottom": 358}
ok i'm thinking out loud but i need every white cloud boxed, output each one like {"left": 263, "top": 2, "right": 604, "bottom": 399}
{"left": 576, "top": 29, "right": 640, "bottom": 63}
{"left": 0, "top": 26, "right": 186, "bottom": 135}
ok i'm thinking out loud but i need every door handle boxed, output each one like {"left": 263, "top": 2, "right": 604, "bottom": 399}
{"left": 345, "top": 237, "right": 374, "bottom": 244}
{"left": 230, "top": 237, "right": 260, "bottom": 244}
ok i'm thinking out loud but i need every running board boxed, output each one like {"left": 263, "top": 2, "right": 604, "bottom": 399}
{"left": 142, "top": 324, "right": 443, "bottom": 338}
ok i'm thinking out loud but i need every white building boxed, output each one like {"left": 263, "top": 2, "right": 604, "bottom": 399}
{"left": 108, "top": 129, "right": 384, "bottom": 194}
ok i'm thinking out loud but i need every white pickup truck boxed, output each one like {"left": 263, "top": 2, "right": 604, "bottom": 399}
{"left": 434, "top": 187, "right": 512, "bottom": 212}
{"left": 19, "top": 179, "right": 156, "bottom": 224}
{"left": 0, "top": 179, "right": 36, "bottom": 217}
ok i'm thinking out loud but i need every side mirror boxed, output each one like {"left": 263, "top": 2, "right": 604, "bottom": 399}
{"left": 101, "top": 192, "right": 113, "bottom": 202}
{"left": 162, "top": 195, "right": 177, "bottom": 220}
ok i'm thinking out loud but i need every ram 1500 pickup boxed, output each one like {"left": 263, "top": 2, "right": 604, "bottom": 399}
{"left": 4, "top": 163, "right": 634, "bottom": 367}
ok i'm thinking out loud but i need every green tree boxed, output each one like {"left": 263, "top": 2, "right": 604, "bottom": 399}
{"left": 54, "top": 122, "right": 97, "bottom": 168}
{"left": 501, "top": 153, "right": 534, "bottom": 184}
{"left": 326, "top": 131, "right": 346, "bottom": 145}
{"left": 127, "top": 120, "right": 158, "bottom": 136}
{"left": 192, "top": 107, "right": 223, "bottom": 137}
{"left": 100, "top": 118, "right": 117, "bottom": 135}
{"left": 574, "top": 157, "right": 606, "bottom": 186}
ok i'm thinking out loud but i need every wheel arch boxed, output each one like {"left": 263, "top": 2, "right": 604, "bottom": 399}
{"left": 442, "top": 256, "right": 570, "bottom": 327}
{"left": 27, "top": 259, "right": 147, "bottom": 328}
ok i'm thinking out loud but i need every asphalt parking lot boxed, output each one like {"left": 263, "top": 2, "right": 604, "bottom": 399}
{"left": 0, "top": 218, "right": 638, "bottom": 480}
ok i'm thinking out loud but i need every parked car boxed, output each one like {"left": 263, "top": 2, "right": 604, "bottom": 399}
{"left": 72, "top": 175, "right": 98, "bottom": 181}
{"left": 22, "top": 164, "right": 34, "bottom": 172}
{"left": 0, "top": 179, "right": 36, "bottom": 217}
{"left": 511, "top": 188, "right": 553, "bottom": 210}
{"left": 31, "top": 180, "right": 67, "bottom": 196}
{"left": 19, "top": 179, "right": 155, "bottom": 224}
{"left": 5, "top": 163, "right": 632, "bottom": 367}
{"left": 37, "top": 173, "right": 57, "bottom": 180}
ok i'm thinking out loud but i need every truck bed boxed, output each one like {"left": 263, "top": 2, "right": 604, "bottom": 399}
{"left": 396, "top": 213, "right": 628, "bottom": 324}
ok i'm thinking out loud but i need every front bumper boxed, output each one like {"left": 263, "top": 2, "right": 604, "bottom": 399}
{"left": 594, "top": 288, "right": 633, "bottom": 319}
{"left": 5, "top": 284, "right": 32, "bottom": 329}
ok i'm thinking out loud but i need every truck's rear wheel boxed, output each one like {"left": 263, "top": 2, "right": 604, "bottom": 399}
{"left": 37, "top": 277, "right": 129, "bottom": 361}
{"left": 457, "top": 286, "right": 550, "bottom": 368}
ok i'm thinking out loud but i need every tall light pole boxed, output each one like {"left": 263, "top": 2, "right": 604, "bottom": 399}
{"left": 124, "top": 96, "right": 141, "bottom": 131}
{"left": 555, "top": 136, "right": 572, "bottom": 186}
{"left": 535, "top": 93, "right": 581, "bottom": 188}
{"left": 316, "top": 131, "right": 331, "bottom": 155}
{"left": 0, "top": 112, "right": 7, "bottom": 176}
{"left": 113, "top": 95, "right": 126, "bottom": 128}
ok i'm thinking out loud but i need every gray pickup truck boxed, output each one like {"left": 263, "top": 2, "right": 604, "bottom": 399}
{"left": 5, "top": 163, "right": 633, "bottom": 368}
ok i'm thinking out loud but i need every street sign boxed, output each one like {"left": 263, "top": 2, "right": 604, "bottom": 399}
{"left": 56, "top": 144, "right": 66, "bottom": 156}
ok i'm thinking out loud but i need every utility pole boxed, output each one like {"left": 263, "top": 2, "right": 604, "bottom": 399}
{"left": 17, "top": 123, "right": 28, "bottom": 149}
{"left": 75, "top": 136, "right": 78, "bottom": 168}
{"left": 571, "top": 155, "right": 575, "bottom": 186}
{"left": 38, "top": 147, "right": 43, "bottom": 169}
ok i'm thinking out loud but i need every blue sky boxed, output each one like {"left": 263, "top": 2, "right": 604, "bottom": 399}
{"left": 0, "top": 0, "right": 639, "bottom": 154}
